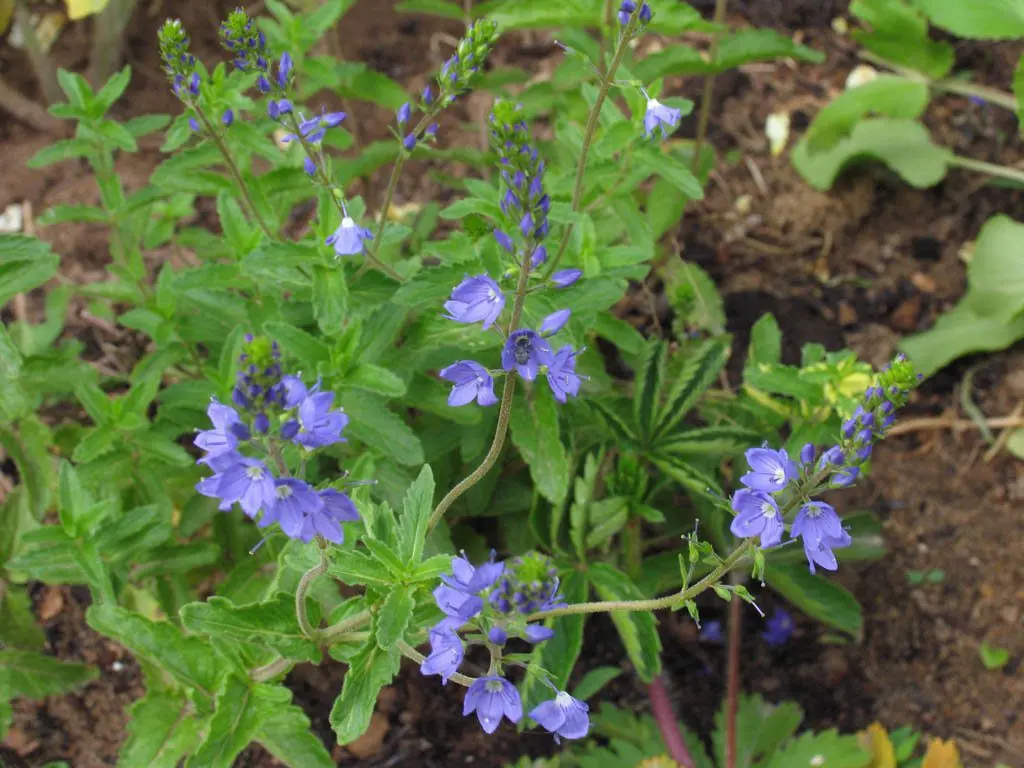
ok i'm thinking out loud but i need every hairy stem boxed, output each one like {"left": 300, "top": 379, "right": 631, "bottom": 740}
{"left": 319, "top": 609, "right": 372, "bottom": 644}
{"left": 725, "top": 582, "right": 742, "bottom": 768}
{"left": 250, "top": 656, "right": 294, "bottom": 682}
{"left": 648, "top": 676, "right": 695, "bottom": 768}
{"left": 529, "top": 541, "right": 755, "bottom": 621}
{"left": 426, "top": 258, "right": 533, "bottom": 532}
{"left": 295, "top": 547, "right": 328, "bottom": 640}
{"left": 194, "top": 106, "right": 274, "bottom": 239}
{"left": 398, "top": 640, "right": 477, "bottom": 687}
{"left": 544, "top": 6, "right": 640, "bottom": 277}
{"left": 691, "top": 0, "right": 729, "bottom": 173}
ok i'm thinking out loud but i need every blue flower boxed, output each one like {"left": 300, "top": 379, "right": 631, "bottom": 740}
{"left": 304, "top": 488, "right": 360, "bottom": 544}
{"left": 439, "top": 361, "right": 498, "bottom": 407}
{"left": 420, "top": 624, "right": 464, "bottom": 684}
{"left": 443, "top": 274, "right": 505, "bottom": 329}
{"left": 494, "top": 229, "right": 514, "bottom": 254}
{"left": 791, "top": 501, "right": 843, "bottom": 550}
{"left": 545, "top": 345, "right": 582, "bottom": 403}
{"left": 434, "top": 583, "right": 484, "bottom": 623}
{"left": 523, "top": 624, "right": 555, "bottom": 643}
{"left": 740, "top": 446, "right": 798, "bottom": 492}
{"left": 762, "top": 608, "right": 794, "bottom": 646}
{"left": 540, "top": 309, "right": 571, "bottom": 336}
{"left": 530, "top": 691, "right": 589, "bottom": 742}
{"left": 729, "top": 488, "right": 783, "bottom": 548}
{"left": 397, "top": 102, "right": 411, "bottom": 126}
{"left": 530, "top": 245, "right": 548, "bottom": 268}
{"left": 260, "top": 478, "right": 322, "bottom": 539}
{"left": 464, "top": 676, "right": 522, "bottom": 734}
{"left": 194, "top": 400, "right": 247, "bottom": 457}
{"left": 222, "top": 109, "right": 234, "bottom": 126}
{"left": 699, "top": 620, "right": 724, "bottom": 644}
{"left": 803, "top": 530, "right": 852, "bottom": 574}
{"left": 433, "top": 553, "right": 504, "bottom": 623}
{"left": 276, "top": 52, "right": 292, "bottom": 88}
{"left": 294, "top": 390, "right": 348, "bottom": 449}
{"left": 502, "top": 329, "right": 553, "bottom": 382}
{"left": 617, "top": 0, "right": 652, "bottom": 24}
{"left": 643, "top": 98, "right": 681, "bottom": 138}
{"left": 327, "top": 216, "right": 374, "bottom": 257}
{"left": 551, "top": 269, "right": 582, "bottom": 288}
{"left": 403, "top": 133, "right": 417, "bottom": 151}
{"left": 197, "top": 456, "right": 276, "bottom": 518}
{"left": 267, "top": 99, "right": 293, "bottom": 119}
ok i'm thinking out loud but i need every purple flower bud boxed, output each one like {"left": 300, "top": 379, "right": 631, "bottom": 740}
{"left": 857, "top": 443, "right": 873, "bottom": 461}
{"left": 244, "top": 333, "right": 255, "bottom": 343}
{"left": 881, "top": 414, "right": 895, "bottom": 429}
{"left": 879, "top": 401, "right": 895, "bottom": 415}
{"left": 257, "top": 74, "right": 271, "bottom": 93}
{"left": 551, "top": 269, "right": 582, "bottom": 288}
{"left": 487, "top": 626, "right": 508, "bottom": 645}
{"left": 800, "top": 443, "right": 815, "bottom": 464}
{"left": 832, "top": 465, "right": 859, "bottom": 487}
{"left": 280, "top": 419, "right": 299, "bottom": 440}
{"left": 188, "top": 117, "right": 200, "bottom": 132}
{"left": 540, "top": 309, "right": 571, "bottom": 336}
{"left": 493, "top": 229, "right": 514, "bottom": 254}
{"left": 188, "top": 72, "right": 200, "bottom": 96}
{"left": 403, "top": 133, "right": 417, "bottom": 151}
{"left": 519, "top": 213, "right": 533, "bottom": 238}
{"left": 425, "top": 122, "right": 439, "bottom": 137}
{"left": 222, "top": 109, "right": 234, "bottom": 126}
{"left": 841, "top": 418, "right": 857, "bottom": 439}
{"left": 860, "top": 412, "right": 875, "bottom": 428}
{"left": 277, "top": 52, "right": 292, "bottom": 88}
{"left": 397, "top": 102, "right": 411, "bottom": 126}
{"left": 303, "top": 156, "right": 317, "bottom": 176}
{"left": 253, "top": 413, "right": 269, "bottom": 434}
{"left": 229, "top": 422, "right": 251, "bottom": 441}
{"left": 855, "top": 429, "right": 873, "bottom": 445}
{"left": 422, "top": 85, "right": 433, "bottom": 104}
{"left": 530, "top": 245, "right": 547, "bottom": 268}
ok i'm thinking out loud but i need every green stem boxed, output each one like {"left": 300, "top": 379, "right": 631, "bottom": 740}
{"left": 250, "top": 656, "right": 293, "bottom": 682}
{"left": 544, "top": 6, "right": 641, "bottom": 278}
{"left": 691, "top": 0, "right": 729, "bottom": 173}
{"left": 528, "top": 541, "right": 755, "bottom": 621}
{"left": 295, "top": 547, "right": 328, "bottom": 640}
{"left": 948, "top": 154, "right": 1024, "bottom": 186}
{"left": 319, "top": 609, "right": 372, "bottom": 644}
{"left": 194, "top": 106, "right": 274, "bottom": 239}
{"left": 426, "top": 259, "right": 532, "bottom": 532}
{"left": 398, "top": 639, "right": 477, "bottom": 687}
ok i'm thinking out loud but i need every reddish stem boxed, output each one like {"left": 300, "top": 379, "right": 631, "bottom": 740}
{"left": 647, "top": 675, "right": 695, "bottom": 768}
{"left": 725, "top": 594, "right": 742, "bottom": 768}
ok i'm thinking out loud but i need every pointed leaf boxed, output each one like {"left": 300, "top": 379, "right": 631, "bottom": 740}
{"left": 510, "top": 389, "right": 569, "bottom": 505}
{"left": 0, "top": 650, "right": 98, "bottom": 699}
{"left": 634, "top": 342, "right": 667, "bottom": 443}
{"left": 375, "top": 585, "right": 414, "bottom": 650}
{"left": 329, "top": 636, "right": 401, "bottom": 744}
{"left": 119, "top": 691, "right": 203, "bottom": 768}
{"left": 256, "top": 702, "right": 335, "bottom": 768}
{"left": 397, "top": 465, "right": 434, "bottom": 565}
{"left": 187, "top": 675, "right": 290, "bottom": 768}
{"left": 764, "top": 562, "right": 864, "bottom": 639}
{"left": 654, "top": 338, "right": 730, "bottom": 440}
{"left": 587, "top": 563, "right": 662, "bottom": 682}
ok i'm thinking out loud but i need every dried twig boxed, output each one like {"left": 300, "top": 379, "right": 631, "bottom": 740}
{"left": 887, "top": 415, "right": 1024, "bottom": 437}
{"left": 0, "top": 73, "right": 64, "bottom": 133}
{"left": 983, "top": 401, "right": 1024, "bottom": 463}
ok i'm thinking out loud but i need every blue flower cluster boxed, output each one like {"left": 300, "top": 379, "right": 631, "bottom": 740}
{"left": 439, "top": 104, "right": 585, "bottom": 407}
{"left": 433, "top": 21, "right": 500, "bottom": 107}
{"left": 730, "top": 355, "right": 919, "bottom": 573}
{"left": 421, "top": 553, "right": 588, "bottom": 740}
{"left": 218, "top": 8, "right": 269, "bottom": 72}
{"left": 617, "top": 1, "right": 652, "bottom": 25}
{"left": 195, "top": 336, "right": 358, "bottom": 544}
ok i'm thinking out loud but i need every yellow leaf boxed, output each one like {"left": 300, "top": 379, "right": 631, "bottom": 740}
{"left": 858, "top": 722, "right": 896, "bottom": 768}
{"left": 922, "top": 738, "right": 961, "bottom": 768}
{"left": 65, "top": 0, "right": 111, "bottom": 21}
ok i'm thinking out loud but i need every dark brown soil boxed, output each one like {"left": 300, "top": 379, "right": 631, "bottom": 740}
{"left": 3, "top": 0, "right": 1024, "bottom": 766}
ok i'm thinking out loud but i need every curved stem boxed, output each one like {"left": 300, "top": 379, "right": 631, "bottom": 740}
{"left": 426, "top": 257, "right": 533, "bottom": 532}
{"left": 544, "top": 7, "right": 640, "bottom": 278}
{"left": 295, "top": 547, "right": 328, "bottom": 640}
{"left": 319, "top": 609, "right": 372, "bottom": 644}
{"left": 250, "top": 656, "right": 293, "bottom": 682}
{"left": 691, "top": 0, "right": 729, "bottom": 173}
{"left": 194, "top": 106, "right": 274, "bottom": 239}
{"left": 528, "top": 541, "right": 755, "bottom": 621}
{"left": 398, "top": 639, "right": 477, "bottom": 687}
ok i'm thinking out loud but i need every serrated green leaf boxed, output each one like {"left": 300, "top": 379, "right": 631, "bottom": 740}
{"left": 256, "top": 701, "right": 334, "bottom": 768}
{"left": 27, "top": 138, "right": 96, "bottom": 168}
{"left": 510, "top": 389, "right": 570, "bottom": 505}
{"left": 713, "top": 692, "right": 804, "bottom": 768}
{"left": 634, "top": 342, "right": 667, "bottom": 443}
{"left": 344, "top": 392, "right": 424, "bottom": 466}
{"left": 0, "top": 650, "right": 98, "bottom": 699}
{"left": 650, "top": 452, "right": 724, "bottom": 498}
{"left": 346, "top": 363, "right": 406, "bottom": 397}
{"left": 584, "top": 398, "right": 637, "bottom": 446}
{"left": 119, "top": 691, "right": 203, "bottom": 768}
{"left": 263, "top": 321, "right": 330, "bottom": 369}
{"left": 187, "top": 675, "right": 290, "bottom": 768}
{"left": 656, "top": 425, "right": 763, "bottom": 458}
{"left": 0, "top": 234, "right": 60, "bottom": 306}
{"left": 328, "top": 549, "right": 395, "bottom": 586}
{"left": 587, "top": 563, "right": 661, "bottom": 682}
{"left": 0, "top": 586, "right": 46, "bottom": 650}
{"left": 330, "top": 637, "right": 400, "bottom": 744}
{"left": 180, "top": 594, "right": 320, "bottom": 663}
{"left": 765, "top": 563, "right": 864, "bottom": 639}
{"left": 398, "top": 465, "right": 433, "bottom": 565}
{"left": 375, "top": 585, "right": 414, "bottom": 649}
{"left": 654, "top": 337, "right": 730, "bottom": 440}
{"left": 312, "top": 265, "right": 348, "bottom": 335}
{"left": 762, "top": 729, "right": 871, "bottom": 768}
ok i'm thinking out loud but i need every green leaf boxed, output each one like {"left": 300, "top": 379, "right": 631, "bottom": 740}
{"left": 396, "top": 0, "right": 464, "bottom": 19}
{"left": 650, "top": 453, "right": 724, "bottom": 498}
{"left": 37, "top": 204, "right": 108, "bottom": 226}
{"left": 27, "top": 138, "right": 95, "bottom": 168}
{"left": 761, "top": 729, "right": 871, "bottom": 768}
{"left": 804, "top": 76, "right": 931, "bottom": 153}
{"left": 979, "top": 640, "right": 1011, "bottom": 670}
{"left": 0, "top": 234, "right": 60, "bottom": 306}
{"left": 1015, "top": 54, "right": 1024, "bottom": 135}
{"left": 256, "top": 702, "right": 335, "bottom": 768}
{"left": 328, "top": 549, "right": 395, "bottom": 586}
{"left": 475, "top": 0, "right": 602, "bottom": 28}
{"left": 344, "top": 392, "right": 425, "bottom": 466}
{"left": 572, "top": 666, "right": 622, "bottom": 702}
{"left": 660, "top": 261, "right": 726, "bottom": 335}
{"left": 587, "top": 563, "right": 661, "bottom": 682}
{"left": 657, "top": 425, "right": 764, "bottom": 458}
{"left": 764, "top": 563, "right": 864, "bottom": 639}
{"left": 180, "top": 594, "right": 321, "bottom": 663}
{"left": 0, "top": 650, "right": 98, "bottom": 699}
{"left": 713, "top": 693, "right": 804, "bottom": 768}
{"left": 397, "top": 465, "right": 434, "bottom": 565}
{"left": 262, "top": 321, "right": 330, "bottom": 368}
{"left": 747, "top": 313, "right": 782, "bottom": 367}
{"left": 86, "top": 606, "right": 222, "bottom": 704}
{"left": 713, "top": 28, "right": 824, "bottom": 71}
{"left": 188, "top": 675, "right": 291, "bottom": 768}
{"left": 767, "top": 511, "right": 885, "bottom": 565}
{"left": 312, "top": 265, "right": 348, "bottom": 335}
{"left": 654, "top": 337, "right": 730, "bottom": 440}
{"left": 634, "top": 342, "right": 667, "bottom": 442}
{"left": 57, "top": 68, "right": 93, "bottom": 108}
{"left": 510, "top": 389, "right": 570, "bottom": 504}
{"left": 792, "top": 118, "right": 952, "bottom": 191}
{"left": 346, "top": 363, "right": 406, "bottom": 397}
{"left": 917, "top": 0, "right": 1024, "bottom": 39}
{"left": 330, "top": 636, "right": 401, "bottom": 744}
{"left": 593, "top": 314, "right": 646, "bottom": 357}
{"left": 520, "top": 570, "right": 587, "bottom": 713}
{"left": 57, "top": 460, "right": 91, "bottom": 536}
{"left": 850, "top": 0, "right": 955, "bottom": 79}
{"left": 375, "top": 585, "right": 415, "bottom": 650}
{"left": 119, "top": 691, "right": 203, "bottom": 768}
{"left": 635, "top": 150, "right": 703, "bottom": 200}
{"left": 0, "top": 586, "right": 46, "bottom": 650}
{"left": 340, "top": 69, "right": 408, "bottom": 109}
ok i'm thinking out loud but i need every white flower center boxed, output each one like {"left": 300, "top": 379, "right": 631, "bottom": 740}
{"left": 761, "top": 502, "right": 776, "bottom": 519}
{"left": 555, "top": 691, "right": 572, "bottom": 706}
{"left": 276, "top": 485, "right": 292, "bottom": 499}
{"left": 341, "top": 216, "right": 355, "bottom": 229}
{"left": 772, "top": 467, "right": 786, "bottom": 483}
{"left": 805, "top": 505, "right": 821, "bottom": 518}
{"left": 245, "top": 466, "right": 265, "bottom": 480}
{"left": 648, "top": 98, "right": 661, "bottom": 109}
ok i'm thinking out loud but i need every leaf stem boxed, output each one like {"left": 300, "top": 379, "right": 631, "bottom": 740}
{"left": 250, "top": 656, "right": 293, "bottom": 682}
{"left": 319, "top": 609, "right": 372, "bottom": 644}
{"left": 527, "top": 541, "right": 755, "bottom": 621}
{"left": 295, "top": 545, "right": 328, "bottom": 640}
{"left": 691, "top": 0, "right": 729, "bottom": 173}
{"left": 397, "top": 639, "right": 477, "bottom": 687}
{"left": 947, "top": 154, "right": 1024, "bottom": 186}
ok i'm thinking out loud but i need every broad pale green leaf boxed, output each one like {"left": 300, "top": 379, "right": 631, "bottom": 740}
{"left": 804, "top": 76, "right": 931, "bottom": 153}
{"left": 764, "top": 563, "right": 864, "bottom": 639}
{"left": 330, "top": 636, "right": 401, "bottom": 744}
{"left": 850, "top": 0, "right": 955, "bottom": 78}
{"left": 262, "top": 321, "right": 330, "bottom": 369}
{"left": 917, "top": 0, "right": 1024, "bottom": 39}
{"left": 187, "top": 675, "right": 291, "bottom": 768}
{"left": 519, "top": 570, "right": 587, "bottom": 713}
{"left": 86, "top": 606, "right": 222, "bottom": 704}
{"left": 510, "top": 389, "right": 570, "bottom": 505}
{"left": 747, "top": 313, "right": 782, "bottom": 367}
{"left": 475, "top": 0, "right": 602, "bottom": 28}
{"left": 346, "top": 363, "right": 406, "bottom": 397}
{"left": 119, "top": 691, "right": 203, "bottom": 768}
{"left": 713, "top": 28, "right": 824, "bottom": 71}
{"left": 179, "top": 594, "right": 321, "bottom": 663}
{"left": 0, "top": 235, "right": 60, "bottom": 307}
{"left": 958, "top": 215, "right": 1024, "bottom": 322}
{"left": 375, "top": 585, "right": 415, "bottom": 650}
{"left": 792, "top": 118, "right": 952, "bottom": 191}
{"left": 571, "top": 666, "right": 622, "bottom": 702}
{"left": 312, "top": 265, "right": 348, "bottom": 335}
{"left": 256, "top": 702, "right": 335, "bottom": 768}
{"left": 635, "top": 151, "right": 703, "bottom": 200}
{"left": 761, "top": 729, "right": 871, "bottom": 768}
{"left": 587, "top": 563, "right": 662, "bottom": 682}
{"left": 654, "top": 337, "right": 731, "bottom": 440}
{"left": 398, "top": 465, "right": 434, "bottom": 565}
{"left": 593, "top": 314, "right": 646, "bottom": 358}
{"left": 0, "top": 650, "right": 98, "bottom": 699}
{"left": 902, "top": 300, "right": 1024, "bottom": 376}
